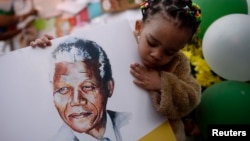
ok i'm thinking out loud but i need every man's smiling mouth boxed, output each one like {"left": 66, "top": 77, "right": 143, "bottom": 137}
{"left": 69, "top": 112, "right": 92, "bottom": 119}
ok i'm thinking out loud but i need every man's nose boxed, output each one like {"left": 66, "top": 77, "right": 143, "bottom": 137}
{"left": 70, "top": 89, "right": 87, "bottom": 106}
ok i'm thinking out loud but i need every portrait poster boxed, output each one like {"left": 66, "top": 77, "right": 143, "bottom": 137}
{"left": 0, "top": 20, "right": 176, "bottom": 141}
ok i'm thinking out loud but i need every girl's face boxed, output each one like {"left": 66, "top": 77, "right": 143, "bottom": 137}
{"left": 135, "top": 15, "right": 192, "bottom": 69}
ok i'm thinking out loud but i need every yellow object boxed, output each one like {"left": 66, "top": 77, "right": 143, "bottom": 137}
{"left": 139, "top": 120, "right": 176, "bottom": 141}
{"left": 181, "top": 37, "right": 222, "bottom": 88}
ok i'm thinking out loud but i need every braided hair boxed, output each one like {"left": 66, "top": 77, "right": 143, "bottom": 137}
{"left": 140, "top": 0, "right": 201, "bottom": 36}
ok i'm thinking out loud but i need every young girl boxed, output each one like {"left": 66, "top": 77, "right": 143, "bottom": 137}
{"left": 130, "top": 0, "right": 202, "bottom": 140}
{"left": 30, "top": 0, "right": 202, "bottom": 140}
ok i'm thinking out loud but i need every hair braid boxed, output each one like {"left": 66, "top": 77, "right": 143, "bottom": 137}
{"left": 140, "top": 0, "right": 201, "bottom": 35}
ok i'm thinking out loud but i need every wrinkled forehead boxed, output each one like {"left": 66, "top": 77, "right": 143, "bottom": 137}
{"left": 53, "top": 62, "right": 102, "bottom": 88}
{"left": 54, "top": 61, "right": 89, "bottom": 74}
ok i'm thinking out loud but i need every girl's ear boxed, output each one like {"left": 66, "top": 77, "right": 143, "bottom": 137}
{"left": 134, "top": 20, "right": 143, "bottom": 36}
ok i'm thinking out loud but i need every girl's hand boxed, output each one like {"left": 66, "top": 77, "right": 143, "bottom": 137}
{"left": 30, "top": 34, "right": 54, "bottom": 48}
{"left": 130, "top": 63, "right": 161, "bottom": 91}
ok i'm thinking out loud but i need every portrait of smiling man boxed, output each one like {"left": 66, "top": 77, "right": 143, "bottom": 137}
{"left": 50, "top": 36, "right": 131, "bottom": 141}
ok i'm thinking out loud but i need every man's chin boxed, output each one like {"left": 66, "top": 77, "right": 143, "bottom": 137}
{"left": 71, "top": 124, "right": 92, "bottom": 133}
{"left": 66, "top": 118, "right": 94, "bottom": 132}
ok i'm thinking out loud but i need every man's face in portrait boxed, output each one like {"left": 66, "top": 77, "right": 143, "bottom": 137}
{"left": 53, "top": 61, "right": 109, "bottom": 133}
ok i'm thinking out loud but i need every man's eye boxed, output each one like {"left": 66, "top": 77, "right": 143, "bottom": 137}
{"left": 57, "top": 87, "right": 69, "bottom": 94}
{"left": 82, "top": 85, "right": 96, "bottom": 92}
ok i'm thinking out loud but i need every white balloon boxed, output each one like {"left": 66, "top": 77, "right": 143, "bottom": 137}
{"left": 202, "top": 14, "right": 250, "bottom": 81}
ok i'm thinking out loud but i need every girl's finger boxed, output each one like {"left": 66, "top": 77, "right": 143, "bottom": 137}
{"left": 30, "top": 41, "right": 37, "bottom": 47}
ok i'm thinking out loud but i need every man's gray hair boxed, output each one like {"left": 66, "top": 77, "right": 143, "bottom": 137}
{"left": 49, "top": 36, "right": 113, "bottom": 84}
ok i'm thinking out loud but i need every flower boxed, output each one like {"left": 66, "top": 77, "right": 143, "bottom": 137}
{"left": 182, "top": 37, "right": 222, "bottom": 90}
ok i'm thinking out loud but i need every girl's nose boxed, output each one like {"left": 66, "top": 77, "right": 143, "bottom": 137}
{"left": 151, "top": 49, "right": 162, "bottom": 60}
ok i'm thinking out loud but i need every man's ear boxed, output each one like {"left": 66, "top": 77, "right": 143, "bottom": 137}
{"left": 107, "top": 80, "right": 114, "bottom": 97}
{"left": 134, "top": 20, "right": 143, "bottom": 36}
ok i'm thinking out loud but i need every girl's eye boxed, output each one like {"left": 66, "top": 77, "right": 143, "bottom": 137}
{"left": 164, "top": 51, "right": 176, "bottom": 56}
{"left": 147, "top": 39, "right": 157, "bottom": 47}
{"left": 57, "top": 87, "right": 69, "bottom": 95}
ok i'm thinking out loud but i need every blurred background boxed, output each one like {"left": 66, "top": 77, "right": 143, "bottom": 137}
{"left": 0, "top": 0, "right": 143, "bottom": 52}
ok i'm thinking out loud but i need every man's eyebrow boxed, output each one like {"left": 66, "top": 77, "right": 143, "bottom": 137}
{"left": 58, "top": 71, "right": 87, "bottom": 75}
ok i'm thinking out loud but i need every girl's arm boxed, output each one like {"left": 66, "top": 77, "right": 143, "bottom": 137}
{"left": 148, "top": 53, "right": 201, "bottom": 119}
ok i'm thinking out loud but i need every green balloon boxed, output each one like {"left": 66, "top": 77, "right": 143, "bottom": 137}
{"left": 193, "top": 0, "right": 248, "bottom": 39}
{"left": 196, "top": 81, "right": 250, "bottom": 139}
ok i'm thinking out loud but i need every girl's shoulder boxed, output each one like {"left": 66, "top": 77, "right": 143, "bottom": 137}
{"left": 162, "top": 52, "right": 190, "bottom": 73}
{"left": 166, "top": 52, "right": 191, "bottom": 74}
{"left": 176, "top": 51, "right": 190, "bottom": 65}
